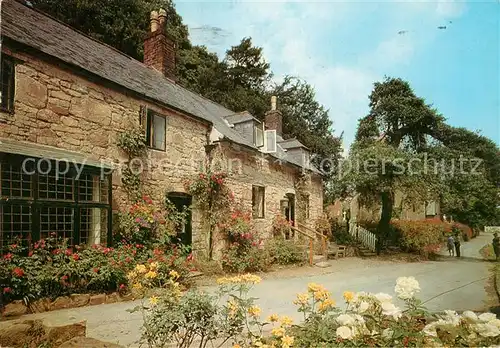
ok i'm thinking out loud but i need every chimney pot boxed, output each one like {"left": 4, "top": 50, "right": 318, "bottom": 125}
{"left": 158, "top": 8, "right": 167, "bottom": 25}
{"left": 150, "top": 11, "right": 159, "bottom": 32}
{"left": 271, "top": 95, "right": 277, "bottom": 111}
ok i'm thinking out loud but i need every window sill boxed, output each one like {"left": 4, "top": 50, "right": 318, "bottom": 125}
{"left": 147, "top": 146, "right": 166, "bottom": 152}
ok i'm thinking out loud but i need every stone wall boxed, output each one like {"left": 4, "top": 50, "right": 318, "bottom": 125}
{"left": 211, "top": 142, "right": 324, "bottom": 241}
{"left": 0, "top": 47, "right": 208, "bottom": 249}
{"left": 0, "top": 47, "right": 324, "bottom": 254}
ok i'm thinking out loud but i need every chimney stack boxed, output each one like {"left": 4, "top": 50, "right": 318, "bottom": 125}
{"left": 144, "top": 9, "right": 176, "bottom": 81}
{"left": 265, "top": 95, "right": 282, "bottom": 136}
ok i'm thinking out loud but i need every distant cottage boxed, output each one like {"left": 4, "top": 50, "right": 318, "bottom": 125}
{"left": 0, "top": 1, "right": 324, "bottom": 254}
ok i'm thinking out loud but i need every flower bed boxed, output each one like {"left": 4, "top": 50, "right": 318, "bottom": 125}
{"left": 0, "top": 236, "right": 193, "bottom": 311}
{"left": 135, "top": 275, "right": 500, "bottom": 347}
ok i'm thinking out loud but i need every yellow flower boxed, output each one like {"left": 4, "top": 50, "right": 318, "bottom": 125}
{"left": 135, "top": 264, "right": 147, "bottom": 274}
{"left": 267, "top": 314, "right": 279, "bottom": 322}
{"left": 145, "top": 271, "right": 157, "bottom": 279}
{"left": 169, "top": 270, "right": 180, "bottom": 279}
{"left": 240, "top": 273, "right": 262, "bottom": 284}
{"left": 132, "top": 282, "right": 143, "bottom": 290}
{"left": 217, "top": 277, "right": 229, "bottom": 285}
{"left": 313, "top": 289, "right": 331, "bottom": 301}
{"left": 150, "top": 262, "right": 159, "bottom": 269}
{"left": 233, "top": 344, "right": 241, "bottom": 348}
{"left": 149, "top": 296, "right": 159, "bottom": 306}
{"left": 280, "top": 316, "right": 294, "bottom": 327}
{"left": 271, "top": 327, "right": 286, "bottom": 337}
{"left": 318, "top": 298, "right": 336, "bottom": 312}
{"left": 127, "top": 271, "right": 137, "bottom": 280}
{"left": 228, "top": 299, "right": 239, "bottom": 317}
{"left": 248, "top": 305, "right": 261, "bottom": 317}
{"left": 307, "top": 283, "right": 322, "bottom": 293}
{"left": 343, "top": 291, "right": 355, "bottom": 303}
{"left": 281, "top": 335, "right": 294, "bottom": 348}
{"left": 293, "top": 292, "right": 309, "bottom": 306}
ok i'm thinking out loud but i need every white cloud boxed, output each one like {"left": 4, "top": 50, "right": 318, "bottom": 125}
{"left": 436, "top": 0, "right": 466, "bottom": 18}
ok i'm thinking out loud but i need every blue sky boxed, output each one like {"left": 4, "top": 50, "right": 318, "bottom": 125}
{"left": 175, "top": 0, "right": 499, "bottom": 150}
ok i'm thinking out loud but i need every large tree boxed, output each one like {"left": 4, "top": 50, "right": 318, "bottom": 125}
{"left": 350, "top": 77, "right": 499, "bottom": 248}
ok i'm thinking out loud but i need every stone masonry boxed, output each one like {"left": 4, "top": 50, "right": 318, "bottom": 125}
{"left": 0, "top": 45, "right": 324, "bottom": 256}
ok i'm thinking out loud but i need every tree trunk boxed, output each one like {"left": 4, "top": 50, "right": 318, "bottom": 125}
{"left": 376, "top": 191, "right": 394, "bottom": 255}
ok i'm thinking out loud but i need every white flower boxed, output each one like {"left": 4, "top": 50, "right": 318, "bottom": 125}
{"left": 442, "top": 310, "right": 460, "bottom": 326}
{"left": 356, "top": 301, "right": 370, "bottom": 313}
{"left": 374, "top": 292, "right": 392, "bottom": 303}
{"left": 489, "top": 319, "right": 500, "bottom": 328}
{"left": 474, "top": 323, "right": 500, "bottom": 337}
{"left": 423, "top": 322, "right": 438, "bottom": 337}
{"left": 336, "top": 326, "right": 353, "bottom": 340}
{"left": 478, "top": 312, "right": 497, "bottom": 323}
{"left": 336, "top": 314, "right": 355, "bottom": 326}
{"left": 353, "top": 314, "right": 366, "bottom": 324}
{"left": 382, "top": 328, "right": 393, "bottom": 339}
{"left": 394, "top": 276, "right": 420, "bottom": 300}
{"left": 381, "top": 302, "right": 402, "bottom": 320}
{"left": 462, "top": 311, "right": 478, "bottom": 322}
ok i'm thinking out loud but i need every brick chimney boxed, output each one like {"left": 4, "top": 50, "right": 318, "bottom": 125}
{"left": 144, "top": 9, "right": 176, "bottom": 81}
{"left": 265, "top": 96, "right": 282, "bottom": 136}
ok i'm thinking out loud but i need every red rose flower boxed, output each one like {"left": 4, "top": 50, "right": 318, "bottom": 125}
{"left": 93, "top": 268, "right": 99, "bottom": 273}
{"left": 3, "top": 287, "right": 12, "bottom": 294}
{"left": 52, "top": 248, "right": 61, "bottom": 255}
{"left": 28, "top": 251, "right": 34, "bottom": 257}
{"left": 119, "top": 284, "right": 126, "bottom": 290}
{"left": 12, "top": 267, "right": 24, "bottom": 277}
{"left": 61, "top": 275, "right": 68, "bottom": 281}
{"left": 65, "top": 249, "right": 73, "bottom": 256}
{"left": 72, "top": 253, "right": 80, "bottom": 261}
{"left": 3, "top": 253, "right": 13, "bottom": 261}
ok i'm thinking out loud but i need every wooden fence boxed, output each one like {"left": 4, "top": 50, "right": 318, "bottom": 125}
{"left": 349, "top": 223, "right": 377, "bottom": 252}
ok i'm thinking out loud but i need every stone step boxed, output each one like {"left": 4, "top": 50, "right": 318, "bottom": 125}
{"left": 313, "top": 254, "right": 327, "bottom": 263}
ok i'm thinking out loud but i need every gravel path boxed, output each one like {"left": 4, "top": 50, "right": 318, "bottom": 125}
{"left": 10, "top": 233, "right": 497, "bottom": 347}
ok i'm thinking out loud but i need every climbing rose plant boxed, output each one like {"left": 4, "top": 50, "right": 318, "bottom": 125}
{"left": 185, "top": 171, "right": 234, "bottom": 259}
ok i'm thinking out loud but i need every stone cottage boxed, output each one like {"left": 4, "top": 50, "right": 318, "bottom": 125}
{"left": 0, "top": 1, "right": 324, "bottom": 255}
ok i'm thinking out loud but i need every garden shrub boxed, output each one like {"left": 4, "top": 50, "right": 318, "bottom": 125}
{"left": 137, "top": 274, "right": 500, "bottom": 348}
{"left": 266, "top": 238, "right": 305, "bottom": 266}
{"left": 0, "top": 236, "right": 193, "bottom": 304}
{"left": 480, "top": 244, "right": 496, "bottom": 261}
{"left": 271, "top": 214, "right": 292, "bottom": 239}
{"left": 331, "top": 230, "right": 355, "bottom": 246}
{"left": 453, "top": 222, "right": 473, "bottom": 241}
{"left": 390, "top": 220, "right": 449, "bottom": 256}
{"left": 219, "top": 208, "right": 271, "bottom": 273}
{"left": 314, "top": 213, "right": 331, "bottom": 237}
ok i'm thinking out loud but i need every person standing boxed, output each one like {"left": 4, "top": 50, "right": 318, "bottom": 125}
{"left": 447, "top": 235, "right": 455, "bottom": 256}
{"left": 492, "top": 233, "right": 500, "bottom": 261}
{"left": 454, "top": 232, "right": 461, "bottom": 258}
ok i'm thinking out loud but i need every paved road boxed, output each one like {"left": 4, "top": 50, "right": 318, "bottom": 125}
{"left": 9, "top": 233, "right": 497, "bottom": 347}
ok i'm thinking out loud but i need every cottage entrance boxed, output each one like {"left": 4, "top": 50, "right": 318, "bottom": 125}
{"left": 166, "top": 192, "right": 192, "bottom": 247}
{"left": 281, "top": 193, "right": 296, "bottom": 239}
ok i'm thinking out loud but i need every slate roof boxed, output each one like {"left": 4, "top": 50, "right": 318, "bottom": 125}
{"left": 1, "top": 0, "right": 320, "bottom": 174}
{"left": 279, "top": 138, "right": 309, "bottom": 150}
{"left": 224, "top": 111, "right": 260, "bottom": 125}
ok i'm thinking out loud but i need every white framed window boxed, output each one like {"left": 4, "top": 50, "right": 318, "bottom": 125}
{"left": 146, "top": 110, "right": 167, "bottom": 151}
{"left": 263, "top": 129, "right": 277, "bottom": 153}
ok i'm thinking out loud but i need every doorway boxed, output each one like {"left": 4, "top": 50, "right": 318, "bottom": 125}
{"left": 166, "top": 192, "right": 192, "bottom": 247}
{"left": 281, "top": 193, "right": 296, "bottom": 239}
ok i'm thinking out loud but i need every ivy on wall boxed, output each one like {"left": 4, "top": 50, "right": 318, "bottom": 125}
{"left": 116, "top": 127, "right": 147, "bottom": 202}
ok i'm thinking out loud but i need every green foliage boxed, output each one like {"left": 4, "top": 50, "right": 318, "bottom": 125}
{"left": 391, "top": 220, "right": 450, "bottom": 257}
{"left": 117, "top": 127, "right": 147, "bottom": 157}
{"left": 479, "top": 244, "right": 496, "bottom": 261}
{"left": 31, "top": 0, "right": 187, "bottom": 60}
{"left": 271, "top": 214, "right": 292, "bottom": 238}
{"left": 221, "top": 244, "right": 270, "bottom": 274}
{"left": 266, "top": 239, "right": 305, "bottom": 266}
{"left": 136, "top": 274, "right": 266, "bottom": 348}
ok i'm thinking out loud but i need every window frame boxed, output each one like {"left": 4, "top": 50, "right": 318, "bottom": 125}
{"left": 252, "top": 185, "right": 265, "bottom": 219}
{"left": 0, "top": 55, "right": 15, "bottom": 114}
{"left": 0, "top": 154, "right": 112, "bottom": 251}
{"left": 146, "top": 109, "right": 167, "bottom": 151}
